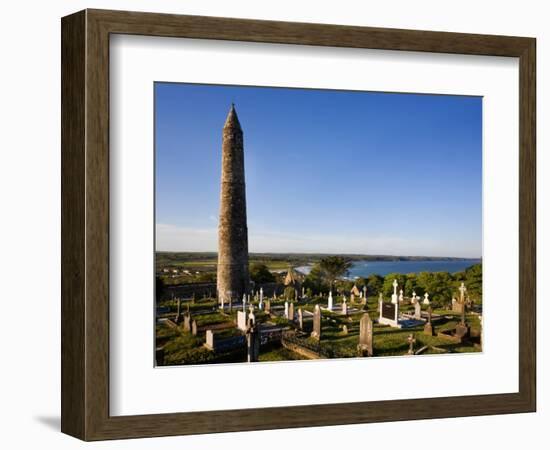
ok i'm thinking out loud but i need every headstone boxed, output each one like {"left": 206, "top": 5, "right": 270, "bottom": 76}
{"left": 288, "top": 302, "right": 295, "bottom": 321}
{"left": 327, "top": 291, "right": 334, "bottom": 311}
{"left": 351, "top": 293, "right": 355, "bottom": 304}
{"left": 407, "top": 334, "right": 416, "bottom": 355}
{"left": 424, "top": 306, "right": 434, "bottom": 336}
{"left": 247, "top": 308, "right": 256, "bottom": 328}
{"left": 391, "top": 279, "right": 398, "bottom": 304}
{"left": 311, "top": 304, "right": 322, "bottom": 340}
{"left": 411, "top": 291, "right": 417, "bottom": 304}
{"left": 342, "top": 300, "right": 348, "bottom": 316}
{"left": 284, "top": 301, "right": 289, "bottom": 319}
{"left": 183, "top": 312, "right": 191, "bottom": 333}
{"left": 205, "top": 329, "right": 215, "bottom": 350}
{"left": 342, "top": 324, "right": 349, "bottom": 335}
{"left": 237, "top": 310, "right": 247, "bottom": 331}
{"left": 357, "top": 313, "right": 373, "bottom": 356}
{"left": 242, "top": 294, "right": 247, "bottom": 311}
{"left": 378, "top": 293, "right": 383, "bottom": 313}
{"left": 399, "top": 289, "right": 404, "bottom": 303}
{"left": 302, "top": 286, "right": 305, "bottom": 297}
{"left": 191, "top": 319, "right": 198, "bottom": 336}
{"left": 259, "top": 287, "right": 264, "bottom": 310}
{"left": 363, "top": 286, "right": 367, "bottom": 301}
{"left": 297, "top": 308, "right": 303, "bottom": 330}
{"left": 423, "top": 292, "right": 430, "bottom": 305}
{"left": 265, "top": 299, "right": 271, "bottom": 314}
{"left": 414, "top": 301, "right": 422, "bottom": 320}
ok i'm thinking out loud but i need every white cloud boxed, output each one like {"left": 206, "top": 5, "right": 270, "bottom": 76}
{"left": 156, "top": 223, "right": 479, "bottom": 257}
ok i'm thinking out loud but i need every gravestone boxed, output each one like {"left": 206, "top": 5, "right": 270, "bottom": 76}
{"left": 248, "top": 304, "right": 256, "bottom": 328}
{"left": 191, "top": 319, "right": 198, "bottom": 336}
{"left": 302, "top": 286, "right": 306, "bottom": 298}
{"left": 414, "top": 301, "right": 422, "bottom": 320}
{"left": 288, "top": 302, "right": 295, "bottom": 321}
{"left": 298, "top": 308, "right": 303, "bottom": 330}
{"left": 342, "top": 325, "right": 349, "bottom": 335}
{"left": 219, "top": 296, "right": 225, "bottom": 311}
{"left": 237, "top": 310, "right": 247, "bottom": 331}
{"left": 378, "top": 293, "right": 383, "bottom": 313}
{"left": 411, "top": 291, "right": 417, "bottom": 304}
{"left": 424, "top": 306, "right": 435, "bottom": 336}
{"left": 342, "top": 300, "right": 348, "bottom": 316}
{"left": 357, "top": 313, "right": 373, "bottom": 356}
{"left": 242, "top": 294, "right": 247, "bottom": 311}
{"left": 284, "top": 301, "right": 289, "bottom": 319}
{"left": 351, "top": 293, "right": 355, "bottom": 304}
{"left": 327, "top": 291, "right": 334, "bottom": 311}
{"left": 311, "top": 304, "right": 322, "bottom": 340}
{"left": 259, "top": 287, "right": 264, "bottom": 310}
{"left": 183, "top": 312, "right": 192, "bottom": 333}
{"left": 399, "top": 289, "right": 404, "bottom": 303}
{"left": 205, "top": 329, "right": 215, "bottom": 350}
{"left": 265, "top": 299, "right": 271, "bottom": 314}
{"left": 407, "top": 334, "right": 416, "bottom": 355}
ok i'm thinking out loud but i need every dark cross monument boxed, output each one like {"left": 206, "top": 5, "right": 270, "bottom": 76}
{"left": 216, "top": 104, "right": 250, "bottom": 306}
{"left": 424, "top": 306, "right": 435, "bottom": 336}
{"left": 246, "top": 323, "right": 260, "bottom": 362}
{"left": 455, "top": 282, "right": 471, "bottom": 341}
{"left": 175, "top": 297, "right": 182, "bottom": 324}
{"left": 311, "top": 304, "right": 322, "bottom": 340}
{"left": 357, "top": 313, "right": 373, "bottom": 356}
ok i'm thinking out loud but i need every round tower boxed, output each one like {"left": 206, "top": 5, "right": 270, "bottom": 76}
{"left": 216, "top": 104, "right": 250, "bottom": 305}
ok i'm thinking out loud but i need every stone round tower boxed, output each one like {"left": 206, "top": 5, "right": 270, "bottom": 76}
{"left": 217, "top": 104, "right": 250, "bottom": 305}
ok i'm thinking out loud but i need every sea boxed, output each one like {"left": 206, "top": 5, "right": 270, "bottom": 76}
{"left": 296, "top": 259, "right": 481, "bottom": 278}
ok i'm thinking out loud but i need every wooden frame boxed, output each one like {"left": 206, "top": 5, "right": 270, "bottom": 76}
{"left": 61, "top": 9, "right": 536, "bottom": 441}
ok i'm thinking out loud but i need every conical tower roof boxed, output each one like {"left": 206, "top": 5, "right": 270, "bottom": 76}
{"left": 224, "top": 103, "right": 242, "bottom": 131}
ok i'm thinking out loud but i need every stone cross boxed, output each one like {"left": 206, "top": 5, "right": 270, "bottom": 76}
{"left": 342, "top": 301, "right": 348, "bottom": 316}
{"left": 284, "top": 301, "right": 289, "bottom": 319}
{"left": 259, "top": 287, "right": 263, "bottom": 303}
{"left": 302, "top": 286, "right": 305, "bottom": 297}
{"left": 423, "top": 292, "right": 430, "bottom": 305}
{"left": 298, "top": 308, "right": 303, "bottom": 330}
{"left": 191, "top": 319, "right": 198, "bottom": 336}
{"left": 412, "top": 291, "right": 417, "bottom": 304}
{"left": 265, "top": 299, "right": 271, "bottom": 314}
{"left": 288, "top": 302, "right": 295, "bottom": 321}
{"left": 358, "top": 313, "right": 373, "bottom": 356}
{"left": 327, "top": 291, "right": 334, "bottom": 311}
{"left": 407, "top": 334, "right": 416, "bottom": 355}
{"left": 378, "top": 292, "right": 384, "bottom": 313}
{"left": 311, "top": 304, "right": 322, "bottom": 340}
{"left": 242, "top": 294, "right": 247, "bottom": 311}
{"left": 247, "top": 307, "right": 256, "bottom": 328}
{"left": 391, "top": 279, "right": 398, "bottom": 304}
{"left": 342, "top": 325, "right": 349, "bottom": 335}
{"left": 399, "top": 289, "right": 404, "bottom": 303}
{"left": 459, "top": 282, "right": 467, "bottom": 303}
{"left": 363, "top": 286, "right": 367, "bottom": 299}
{"left": 183, "top": 312, "right": 192, "bottom": 333}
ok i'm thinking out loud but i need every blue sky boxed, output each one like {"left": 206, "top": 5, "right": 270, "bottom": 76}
{"left": 155, "top": 83, "right": 482, "bottom": 257}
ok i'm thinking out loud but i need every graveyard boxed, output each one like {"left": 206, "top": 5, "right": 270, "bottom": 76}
{"left": 155, "top": 279, "right": 482, "bottom": 366}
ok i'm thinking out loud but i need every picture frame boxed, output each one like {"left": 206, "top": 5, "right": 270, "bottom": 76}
{"left": 61, "top": 8, "right": 536, "bottom": 441}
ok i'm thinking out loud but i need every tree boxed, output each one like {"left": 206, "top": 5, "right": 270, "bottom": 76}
{"left": 303, "top": 264, "right": 329, "bottom": 294}
{"left": 365, "top": 274, "right": 383, "bottom": 296}
{"left": 382, "top": 273, "right": 407, "bottom": 297}
{"left": 464, "top": 263, "right": 482, "bottom": 302}
{"left": 250, "top": 263, "right": 275, "bottom": 284}
{"left": 318, "top": 256, "right": 352, "bottom": 290}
